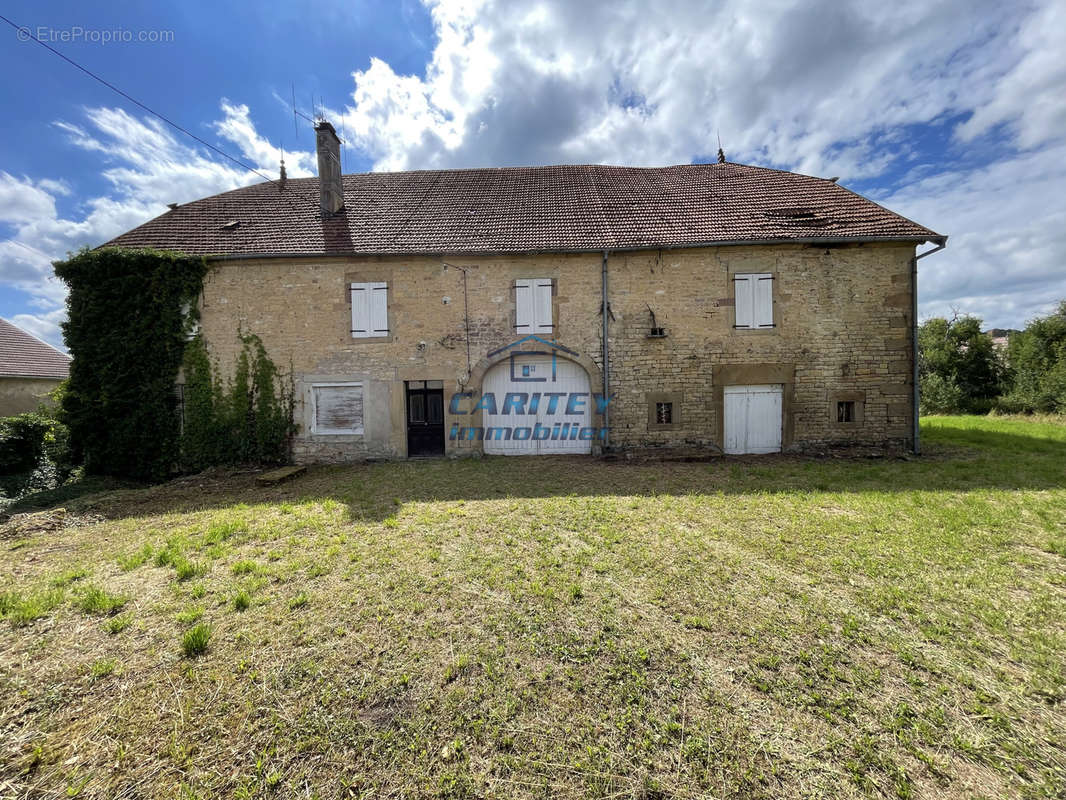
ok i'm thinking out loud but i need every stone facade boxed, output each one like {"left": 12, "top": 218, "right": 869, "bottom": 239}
{"left": 196, "top": 241, "right": 916, "bottom": 461}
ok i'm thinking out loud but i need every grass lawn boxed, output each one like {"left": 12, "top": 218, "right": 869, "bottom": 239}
{"left": 1, "top": 415, "right": 1064, "bottom": 799}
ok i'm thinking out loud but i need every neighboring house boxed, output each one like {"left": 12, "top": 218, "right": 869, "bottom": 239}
{"left": 0, "top": 318, "right": 71, "bottom": 416}
{"left": 105, "top": 122, "right": 945, "bottom": 461}
{"left": 984, "top": 328, "right": 1018, "bottom": 352}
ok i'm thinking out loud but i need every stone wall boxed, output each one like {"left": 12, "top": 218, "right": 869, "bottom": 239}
{"left": 197, "top": 242, "right": 915, "bottom": 461}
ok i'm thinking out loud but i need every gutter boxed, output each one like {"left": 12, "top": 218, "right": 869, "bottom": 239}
{"left": 202, "top": 235, "right": 948, "bottom": 263}
{"left": 911, "top": 239, "right": 948, "bottom": 455}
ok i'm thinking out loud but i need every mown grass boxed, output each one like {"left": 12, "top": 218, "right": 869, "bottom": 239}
{"left": 0, "top": 415, "right": 1063, "bottom": 798}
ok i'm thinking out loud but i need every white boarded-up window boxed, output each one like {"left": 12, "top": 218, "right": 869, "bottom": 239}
{"left": 734, "top": 273, "right": 774, "bottom": 329}
{"left": 515, "top": 278, "right": 553, "bottom": 334}
{"left": 351, "top": 282, "right": 389, "bottom": 338}
{"left": 312, "top": 383, "right": 364, "bottom": 435}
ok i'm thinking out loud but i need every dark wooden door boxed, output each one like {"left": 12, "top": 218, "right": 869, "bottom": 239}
{"left": 406, "top": 380, "right": 445, "bottom": 456}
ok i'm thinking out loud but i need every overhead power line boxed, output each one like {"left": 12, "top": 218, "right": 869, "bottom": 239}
{"left": 0, "top": 13, "right": 279, "bottom": 187}
{"left": 2, "top": 237, "right": 55, "bottom": 260}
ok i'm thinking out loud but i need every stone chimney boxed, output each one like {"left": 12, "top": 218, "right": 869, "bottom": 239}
{"left": 315, "top": 121, "right": 343, "bottom": 216}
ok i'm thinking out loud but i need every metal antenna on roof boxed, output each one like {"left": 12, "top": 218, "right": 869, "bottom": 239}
{"left": 717, "top": 130, "right": 726, "bottom": 164}
{"left": 291, "top": 83, "right": 298, "bottom": 140}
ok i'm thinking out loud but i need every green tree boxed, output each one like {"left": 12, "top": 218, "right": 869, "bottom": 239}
{"left": 1001, "top": 301, "right": 1066, "bottom": 413}
{"left": 918, "top": 314, "right": 1003, "bottom": 414}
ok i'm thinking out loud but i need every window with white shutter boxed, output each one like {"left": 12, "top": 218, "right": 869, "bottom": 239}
{"left": 733, "top": 273, "right": 774, "bottom": 329}
{"left": 312, "top": 383, "right": 364, "bottom": 434}
{"left": 515, "top": 278, "right": 554, "bottom": 334}
{"left": 350, "top": 282, "right": 389, "bottom": 338}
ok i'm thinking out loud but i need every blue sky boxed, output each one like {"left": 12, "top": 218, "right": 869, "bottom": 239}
{"left": 2, "top": 0, "right": 1064, "bottom": 349}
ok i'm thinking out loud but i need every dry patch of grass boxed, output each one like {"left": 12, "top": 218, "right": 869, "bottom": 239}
{"left": 0, "top": 416, "right": 1064, "bottom": 798}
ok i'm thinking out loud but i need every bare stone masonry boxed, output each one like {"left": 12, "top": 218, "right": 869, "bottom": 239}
{"left": 197, "top": 241, "right": 918, "bottom": 462}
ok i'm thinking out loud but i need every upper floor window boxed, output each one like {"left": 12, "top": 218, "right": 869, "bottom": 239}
{"left": 734, "top": 273, "right": 774, "bottom": 329}
{"left": 351, "top": 282, "right": 389, "bottom": 338}
{"left": 515, "top": 278, "right": 553, "bottom": 334}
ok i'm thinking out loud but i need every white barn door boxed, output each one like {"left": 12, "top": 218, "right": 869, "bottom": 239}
{"left": 724, "top": 385, "right": 783, "bottom": 454}
{"left": 483, "top": 355, "right": 592, "bottom": 455}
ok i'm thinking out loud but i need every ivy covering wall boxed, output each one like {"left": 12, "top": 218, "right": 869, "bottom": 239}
{"left": 54, "top": 247, "right": 295, "bottom": 482}
{"left": 180, "top": 333, "right": 295, "bottom": 470}
{"left": 55, "top": 248, "right": 208, "bottom": 481}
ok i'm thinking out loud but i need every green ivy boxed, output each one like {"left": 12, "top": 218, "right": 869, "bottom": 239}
{"left": 54, "top": 247, "right": 208, "bottom": 481}
{"left": 180, "top": 333, "right": 295, "bottom": 470}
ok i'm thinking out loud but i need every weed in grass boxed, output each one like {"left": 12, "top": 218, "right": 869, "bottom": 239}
{"left": 176, "top": 606, "right": 204, "bottom": 625}
{"left": 288, "top": 591, "right": 309, "bottom": 610}
{"left": 233, "top": 590, "right": 251, "bottom": 612}
{"left": 443, "top": 653, "right": 472, "bottom": 683}
{"left": 106, "top": 613, "right": 132, "bottom": 634}
{"left": 116, "top": 543, "right": 154, "bottom": 571}
{"left": 203, "top": 518, "right": 247, "bottom": 545}
{"left": 89, "top": 658, "right": 117, "bottom": 679}
{"left": 190, "top": 582, "right": 207, "bottom": 599}
{"left": 0, "top": 589, "right": 64, "bottom": 627}
{"left": 174, "top": 556, "right": 206, "bottom": 581}
{"left": 50, "top": 568, "right": 88, "bottom": 588}
{"left": 76, "top": 585, "right": 129, "bottom": 616}
{"left": 231, "top": 559, "right": 258, "bottom": 575}
{"left": 181, "top": 623, "right": 211, "bottom": 657}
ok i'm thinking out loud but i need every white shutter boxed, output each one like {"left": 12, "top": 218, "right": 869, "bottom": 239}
{"left": 515, "top": 279, "right": 534, "bottom": 333}
{"left": 350, "top": 284, "right": 369, "bottom": 337}
{"left": 533, "top": 279, "right": 553, "bottom": 333}
{"left": 734, "top": 275, "right": 754, "bottom": 328}
{"left": 351, "top": 282, "right": 388, "bottom": 338}
{"left": 369, "top": 283, "right": 389, "bottom": 335}
{"left": 755, "top": 275, "right": 774, "bottom": 327}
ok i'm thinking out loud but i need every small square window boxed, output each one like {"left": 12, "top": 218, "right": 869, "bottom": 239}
{"left": 655, "top": 402, "right": 673, "bottom": 425}
{"left": 837, "top": 401, "right": 855, "bottom": 423}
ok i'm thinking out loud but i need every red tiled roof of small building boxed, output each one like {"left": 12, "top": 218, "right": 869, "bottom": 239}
{"left": 0, "top": 318, "right": 71, "bottom": 379}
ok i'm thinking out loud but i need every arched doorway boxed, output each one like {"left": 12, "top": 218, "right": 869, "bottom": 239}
{"left": 481, "top": 352, "right": 593, "bottom": 455}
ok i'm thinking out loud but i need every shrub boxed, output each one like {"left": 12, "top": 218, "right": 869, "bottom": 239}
{"left": 0, "top": 409, "right": 74, "bottom": 500}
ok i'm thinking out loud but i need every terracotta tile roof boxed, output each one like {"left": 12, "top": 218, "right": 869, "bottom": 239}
{"left": 0, "top": 318, "right": 71, "bottom": 379}
{"left": 104, "top": 162, "right": 943, "bottom": 256}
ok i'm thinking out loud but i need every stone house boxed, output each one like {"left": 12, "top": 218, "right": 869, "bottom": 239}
{"left": 0, "top": 318, "right": 71, "bottom": 416}
{"left": 106, "top": 122, "right": 945, "bottom": 461}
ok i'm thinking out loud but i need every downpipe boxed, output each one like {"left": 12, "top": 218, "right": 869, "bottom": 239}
{"left": 601, "top": 250, "right": 610, "bottom": 450}
{"left": 912, "top": 239, "right": 948, "bottom": 455}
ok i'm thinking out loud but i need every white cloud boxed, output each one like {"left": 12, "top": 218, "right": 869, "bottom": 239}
{"left": 3, "top": 0, "right": 1065, "bottom": 344}
{"left": 334, "top": 0, "right": 1036, "bottom": 175}
{"left": 0, "top": 103, "right": 310, "bottom": 349}
{"left": 326, "top": 0, "right": 1066, "bottom": 327}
